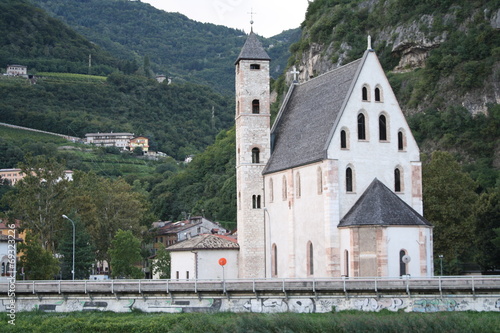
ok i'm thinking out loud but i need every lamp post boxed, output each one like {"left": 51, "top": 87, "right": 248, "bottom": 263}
{"left": 438, "top": 254, "right": 444, "bottom": 276}
{"left": 62, "top": 214, "right": 75, "bottom": 280}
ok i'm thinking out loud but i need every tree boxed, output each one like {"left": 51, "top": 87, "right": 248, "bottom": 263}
{"left": 422, "top": 151, "right": 479, "bottom": 274}
{"left": 152, "top": 246, "right": 171, "bottom": 279}
{"left": 18, "top": 231, "right": 60, "bottom": 280}
{"left": 109, "top": 229, "right": 143, "bottom": 279}
{"left": 473, "top": 190, "right": 500, "bottom": 271}
{"left": 58, "top": 217, "right": 95, "bottom": 280}
{"left": 8, "top": 155, "right": 70, "bottom": 252}
{"left": 66, "top": 171, "right": 148, "bottom": 264}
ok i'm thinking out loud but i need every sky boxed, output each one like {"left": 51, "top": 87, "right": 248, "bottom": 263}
{"left": 141, "top": 0, "right": 310, "bottom": 38}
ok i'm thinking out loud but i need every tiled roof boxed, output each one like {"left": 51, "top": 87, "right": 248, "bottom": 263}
{"left": 338, "top": 179, "right": 432, "bottom": 227}
{"left": 263, "top": 56, "right": 364, "bottom": 174}
{"left": 167, "top": 234, "right": 239, "bottom": 251}
{"left": 235, "top": 32, "right": 270, "bottom": 64}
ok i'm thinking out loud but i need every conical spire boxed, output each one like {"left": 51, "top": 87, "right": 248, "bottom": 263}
{"left": 235, "top": 32, "right": 271, "bottom": 64}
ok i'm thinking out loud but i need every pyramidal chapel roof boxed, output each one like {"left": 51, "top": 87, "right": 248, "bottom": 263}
{"left": 338, "top": 179, "right": 432, "bottom": 227}
{"left": 235, "top": 31, "right": 270, "bottom": 64}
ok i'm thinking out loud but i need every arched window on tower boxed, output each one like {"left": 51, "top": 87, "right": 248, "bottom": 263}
{"left": 379, "top": 114, "right": 387, "bottom": 141}
{"left": 307, "top": 241, "right": 314, "bottom": 276}
{"left": 395, "top": 168, "right": 402, "bottom": 192}
{"left": 252, "top": 195, "right": 261, "bottom": 209}
{"left": 252, "top": 99, "right": 260, "bottom": 114}
{"left": 346, "top": 167, "right": 353, "bottom": 192}
{"left": 357, "top": 113, "right": 366, "bottom": 140}
{"left": 252, "top": 147, "right": 260, "bottom": 163}
{"left": 272, "top": 244, "right": 278, "bottom": 277}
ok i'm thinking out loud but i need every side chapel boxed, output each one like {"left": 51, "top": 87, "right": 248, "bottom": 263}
{"left": 235, "top": 32, "right": 433, "bottom": 279}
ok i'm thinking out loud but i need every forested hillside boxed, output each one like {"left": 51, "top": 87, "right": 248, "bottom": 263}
{"left": 30, "top": 0, "right": 300, "bottom": 93}
{"left": 0, "top": 0, "right": 132, "bottom": 75}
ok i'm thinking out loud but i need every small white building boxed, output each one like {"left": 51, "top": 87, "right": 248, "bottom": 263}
{"left": 85, "top": 132, "right": 134, "bottom": 149}
{"left": 166, "top": 234, "right": 239, "bottom": 280}
{"left": 6, "top": 65, "right": 27, "bottom": 76}
{"left": 0, "top": 235, "right": 19, "bottom": 282}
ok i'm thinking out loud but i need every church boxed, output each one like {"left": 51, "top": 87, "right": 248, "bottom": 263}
{"left": 235, "top": 32, "right": 434, "bottom": 279}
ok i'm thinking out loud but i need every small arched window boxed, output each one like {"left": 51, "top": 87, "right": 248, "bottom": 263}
{"left": 375, "top": 87, "right": 381, "bottom": 102}
{"left": 395, "top": 168, "right": 402, "bottom": 192}
{"left": 272, "top": 244, "right": 278, "bottom": 277}
{"left": 362, "top": 86, "right": 369, "bottom": 101}
{"left": 341, "top": 130, "right": 347, "bottom": 148}
{"left": 344, "top": 250, "right": 349, "bottom": 277}
{"left": 269, "top": 178, "right": 274, "bottom": 203}
{"left": 317, "top": 167, "right": 323, "bottom": 194}
{"left": 296, "top": 172, "right": 301, "bottom": 198}
{"left": 346, "top": 167, "right": 353, "bottom": 192}
{"left": 398, "top": 130, "right": 405, "bottom": 151}
{"left": 357, "top": 113, "right": 366, "bottom": 140}
{"left": 252, "top": 147, "right": 260, "bottom": 163}
{"left": 250, "top": 64, "right": 260, "bottom": 70}
{"left": 252, "top": 99, "right": 260, "bottom": 114}
{"left": 307, "top": 241, "right": 314, "bottom": 276}
{"left": 379, "top": 115, "right": 387, "bottom": 141}
{"left": 400, "top": 249, "right": 408, "bottom": 276}
{"left": 282, "top": 176, "right": 287, "bottom": 200}
{"left": 252, "top": 195, "right": 261, "bottom": 209}
{"left": 238, "top": 192, "right": 241, "bottom": 210}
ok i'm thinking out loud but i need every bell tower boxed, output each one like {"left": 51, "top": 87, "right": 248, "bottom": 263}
{"left": 235, "top": 31, "right": 271, "bottom": 278}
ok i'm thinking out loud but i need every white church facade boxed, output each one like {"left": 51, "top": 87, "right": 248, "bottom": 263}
{"left": 235, "top": 33, "right": 433, "bottom": 279}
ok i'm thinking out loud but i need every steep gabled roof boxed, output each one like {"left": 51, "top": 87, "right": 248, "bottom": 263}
{"left": 235, "top": 31, "right": 270, "bottom": 64}
{"left": 167, "top": 234, "right": 239, "bottom": 251}
{"left": 263, "top": 55, "right": 365, "bottom": 174}
{"left": 338, "top": 179, "right": 432, "bottom": 227}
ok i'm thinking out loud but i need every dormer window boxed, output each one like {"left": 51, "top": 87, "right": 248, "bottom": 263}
{"left": 250, "top": 64, "right": 260, "bottom": 70}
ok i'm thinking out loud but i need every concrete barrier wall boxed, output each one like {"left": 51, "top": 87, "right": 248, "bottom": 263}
{"left": 3, "top": 294, "right": 500, "bottom": 313}
{"left": 2, "top": 277, "right": 499, "bottom": 313}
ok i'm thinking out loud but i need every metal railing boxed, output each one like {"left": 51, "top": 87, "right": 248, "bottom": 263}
{"left": 1, "top": 276, "right": 499, "bottom": 296}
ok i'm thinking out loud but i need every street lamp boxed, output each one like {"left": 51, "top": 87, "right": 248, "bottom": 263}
{"left": 438, "top": 254, "right": 444, "bottom": 276}
{"left": 62, "top": 214, "right": 75, "bottom": 280}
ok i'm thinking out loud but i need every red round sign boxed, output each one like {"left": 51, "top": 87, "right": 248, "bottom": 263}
{"left": 218, "top": 258, "right": 227, "bottom": 266}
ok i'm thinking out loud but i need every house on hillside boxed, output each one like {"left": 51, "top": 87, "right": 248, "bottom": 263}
{"left": 6, "top": 65, "right": 27, "bottom": 76}
{"left": 165, "top": 234, "right": 239, "bottom": 280}
{"left": 85, "top": 132, "right": 134, "bottom": 149}
{"left": 235, "top": 32, "right": 433, "bottom": 279}
{"left": 0, "top": 168, "right": 73, "bottom": 185}
{"left": 129, "top": 136, "right": 149, "bottom": 153}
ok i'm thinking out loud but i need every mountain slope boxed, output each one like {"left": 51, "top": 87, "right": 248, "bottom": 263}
{"left": 0, "top": 0, "right": 131, "bottom": 75}
{"left": 31, "top": 0, "right": 300, "bottom": 93}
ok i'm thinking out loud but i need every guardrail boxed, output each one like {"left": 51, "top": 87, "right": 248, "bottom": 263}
{"left": 1, "top": 276, "right": 499, "bottom": 297}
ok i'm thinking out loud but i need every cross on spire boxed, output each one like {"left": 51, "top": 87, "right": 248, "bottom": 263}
{"left": 290, "top": 66, "right": 300, "bottom": 82}
{"left": 367, "top": 35, "right": 372, "bottom": 50}
{"left": 248, "top": 9, "right": 256, "bottom": 31}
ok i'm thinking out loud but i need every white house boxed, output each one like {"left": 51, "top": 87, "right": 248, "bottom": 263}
{"left": 6, "top": 65, "right": 27, "bottom": 76}
{"left": 235, "top": 32, "right": 433, "bottom": 279}
{"left": 166, "top": 234, "right": 239, "bottom": 280}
